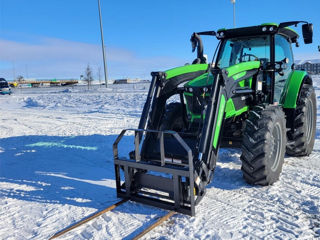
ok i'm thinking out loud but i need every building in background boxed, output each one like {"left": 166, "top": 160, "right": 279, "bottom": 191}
{"left": 295, "top": 59, "right": 320, "bottom": 74}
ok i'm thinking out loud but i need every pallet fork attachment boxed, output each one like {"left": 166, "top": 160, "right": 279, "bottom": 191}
{"left": 114, "top": 128, "right": 196, "bottom": 216}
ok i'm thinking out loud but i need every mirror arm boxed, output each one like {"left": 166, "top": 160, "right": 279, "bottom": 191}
{"left": 278, "top": 21, "right": 308, "bottom": 28}
{"left": 196, "top": 31, "right": 216, "bottom": 36}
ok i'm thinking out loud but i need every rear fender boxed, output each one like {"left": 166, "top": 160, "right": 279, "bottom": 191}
{"left": 280, "top": 70, "right": 312, "bottom": 108}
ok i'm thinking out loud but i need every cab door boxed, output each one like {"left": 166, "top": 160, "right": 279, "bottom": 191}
{"left": 274, "top": 34, "right": 294, "bottom": 102}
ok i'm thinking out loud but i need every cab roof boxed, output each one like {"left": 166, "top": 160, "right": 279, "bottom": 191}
{"left": 216, "top": 23, "right": 299, "bottom": 43}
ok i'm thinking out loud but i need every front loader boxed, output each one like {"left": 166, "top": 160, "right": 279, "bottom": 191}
{"left": 113, "top": 21, "right": 316, "bottom": 216}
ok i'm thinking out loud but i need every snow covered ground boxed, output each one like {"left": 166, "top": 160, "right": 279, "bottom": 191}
{"left": 0, "top": 78, "right": 319, "bottom": 240}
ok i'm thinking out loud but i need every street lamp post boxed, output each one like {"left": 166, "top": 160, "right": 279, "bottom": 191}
{"left": 97, "top": 0, "right": 108, "bottom": 87}
{"left": 231, "top": 0, "right": 236, "bottom": 28}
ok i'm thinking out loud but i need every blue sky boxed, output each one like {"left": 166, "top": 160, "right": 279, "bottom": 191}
{"left": 0, "top": 0, "right": 319, "bottom": 80}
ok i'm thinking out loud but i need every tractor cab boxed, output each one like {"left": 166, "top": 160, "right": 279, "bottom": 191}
{"left": 215, "top": 23, "right": 300, "bottom": 103}
{"left": 193, "top": 22, "right": 311, "bottom": 101}
{"left": 183, "top": 22, "right": 313, "bottom": 128}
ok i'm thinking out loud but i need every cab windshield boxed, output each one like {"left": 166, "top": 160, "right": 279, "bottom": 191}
{"left": 216, "top": 35, "right": 270, "bottom": 69}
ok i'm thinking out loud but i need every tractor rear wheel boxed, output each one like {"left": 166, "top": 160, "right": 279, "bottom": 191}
{"left": 286, "top": 84, "right": 317, "bottom": 156}
{"left": 241, "top": 105, "right": 287, "bottom": 185}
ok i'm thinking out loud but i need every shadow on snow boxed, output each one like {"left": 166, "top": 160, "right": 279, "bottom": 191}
{"left": 0, "top": 134, "right": 132, "bottom": 209}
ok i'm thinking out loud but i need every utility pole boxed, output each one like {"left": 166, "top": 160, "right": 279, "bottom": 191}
{"left": 231, "top": 0, "right": 236, "bottom": 28}
{"left": 97, "top": 0, "right": 108, "bottom": 87}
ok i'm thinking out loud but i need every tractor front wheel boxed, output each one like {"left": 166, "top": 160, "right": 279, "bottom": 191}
{"left": 241, "top": 105, "right": 287, "bottom": 185}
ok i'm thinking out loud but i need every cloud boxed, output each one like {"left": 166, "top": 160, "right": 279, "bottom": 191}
{"left": 0, "top": 37, "right": 185, "bottom": 80}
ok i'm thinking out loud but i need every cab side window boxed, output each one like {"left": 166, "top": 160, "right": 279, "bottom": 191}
{"left": 274, "top": 34, "right": 294, "bottom": 102}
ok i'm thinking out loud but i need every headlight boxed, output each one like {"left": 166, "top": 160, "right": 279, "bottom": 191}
{"left": 262, "top": 27, "right": 267, "bottom": 32}
{"left": 269, "top": 26, "right": 274, "bottom": 31}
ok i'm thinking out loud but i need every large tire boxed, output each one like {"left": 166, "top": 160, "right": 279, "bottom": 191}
{"left": 241, "top": 105, "right": 287, "bottom": 185}
{"left": 160, "top": 102, "right": 184, "bottom": 132}
{"left": 286, "top": 84, "right": 317, "bottom": 156}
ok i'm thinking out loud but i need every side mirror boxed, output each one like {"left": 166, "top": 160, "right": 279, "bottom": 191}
{"left": 318, "top": 45, "right": 320, "bottom": 52}
{"left": 302, "top": 23, "right": 313, "bottom": 44}
{"left": 190, "top": 33, "right": 198, "bottom": 52}
{"left": 190, "top": 32, "right": 206, "bottom": 64}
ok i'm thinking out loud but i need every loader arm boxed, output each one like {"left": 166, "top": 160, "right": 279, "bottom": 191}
{"left": 194, "top": 62, "right": 261, "bottom": 194}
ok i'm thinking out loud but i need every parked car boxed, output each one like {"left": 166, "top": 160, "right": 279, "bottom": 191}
{"left": 0, "top": 78, "right": 12, "bottom": 95}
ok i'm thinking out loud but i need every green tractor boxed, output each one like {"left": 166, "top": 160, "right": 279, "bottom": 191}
{"left": 113, "top": 21, "right": 316, "bottom": 216}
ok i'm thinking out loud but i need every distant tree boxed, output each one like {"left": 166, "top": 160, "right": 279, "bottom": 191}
{"left": 97, "top": 66, "right": 102, "bottom": 87}
{"left": 83, "top": 64, "right": 94, "bottom": 89}
{"left": 16, "top": 75, "right": 24, "bottom": 83}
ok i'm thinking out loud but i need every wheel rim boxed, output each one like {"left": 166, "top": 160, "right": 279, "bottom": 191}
{"left": 271, "top": 122, "right": 282, "bottom": 172}
{"left": 306, "top": 99, "right": 314, "bottom": 144}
